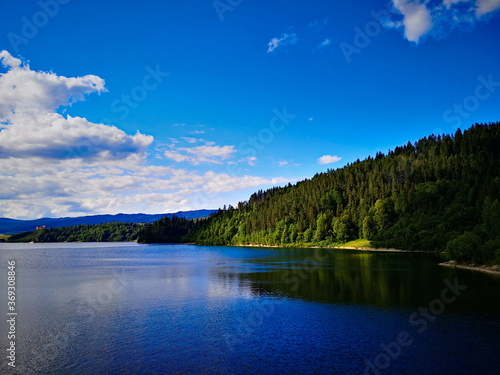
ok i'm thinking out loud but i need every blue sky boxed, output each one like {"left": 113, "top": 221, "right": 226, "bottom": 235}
{"left": 0, "top": 0, "right": 499, "bottom": 219}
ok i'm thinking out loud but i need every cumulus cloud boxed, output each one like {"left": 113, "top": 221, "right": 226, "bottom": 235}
{"left": 0, "top": 50, "right": 21, "bottom": 68}
{"left": 390, "top": 0, "right": 433, "bottom": 43}
{"left": 0, "top": 51, "right": 293, "bottom": 219}
{"left": 0, "top": 51, "right": 106, "bottom": 117}
{"left": 317, "top": 155, "right": 342, "bottom": 164}
{"left": 0, "top": 157, "right": 293, "bottom": 218}
{"left": 267, "top": 33, "right": 298, "bottom": 53}
{"left": 0, "top": 111, "right": 152, "bottom": 160}
{"left": 202, "top": 172, "right": 290, "bottom": 193}
{"left": 386, "top": 0, "right": 500, "bottom": 43}
{"left": 0, "top": 50, "right": 152, "bottom": 160}
{"left": 164, "top": 139, "right": 237, "bottom": 165}
{"left": 476, "top": 0, "right": 500, "bottom": 17}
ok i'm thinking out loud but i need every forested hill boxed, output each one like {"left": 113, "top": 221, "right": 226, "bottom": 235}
{"left": 7, "top": 222, "right": 143, "bottom": 243}
{"left": 138, "top": 122, "right": 500, "bottom": 265}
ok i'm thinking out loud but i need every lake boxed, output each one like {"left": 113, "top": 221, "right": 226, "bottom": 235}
{"left": 0, "top": 242, "right": 499, "bottom": 374}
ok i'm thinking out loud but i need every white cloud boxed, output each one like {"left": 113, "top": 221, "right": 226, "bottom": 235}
{"left": 317, "top": 155, "right": 342, "bottom": 164}
{"left": 0, "top": 111, "right": 152, "bottom": 160}
{"left": 0, "top": 51, "right": 106, "bottom": 117}
{"left": 186, "top": 145, "right": 235, "bottom": 158}
{"left": 274, "top": 160, "right": 301, "bottom": 167}
{"left": 267, "top": 33, "right": 298, "bottom": 53}
{"left": 0, "top": 51, "right": 294, "bottom": 219}
{"left": 390, "top": 0, "right": 433, "bottom": 43}
{"left": 238, "top": 156, "right": 257, "bottom": 166}
{"left": 0, "top": 50, "right": 21, "bottom": 68}
{"left": 443, "top": 0, "right": 468, "bottom": 8}
{"left": 476, "top": 0, "right": 500, "bottom": 17}
{"left": 0, "top": 157, "right": 294, "bottom": 219}
{"left": 181, "top": 137, "right": 203, "bottom": 143}
{"left": 0, "top": 50, "right": 151, "bottom": 160}
{"left": 318, "top": 38, "right": 332, "bottom": 48}
{"left": 386, "top": 0, "right": 500, "bottom": 43}
{"left": 164, "top": 150, "right": 189, "bottom": 163}
{"left": 202, "top": 172, "right": 290, "bottom": 193}
{"left": 164, "top": 143, "right": 236, "bottom": 165}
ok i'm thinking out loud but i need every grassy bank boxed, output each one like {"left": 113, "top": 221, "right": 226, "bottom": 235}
{"left": 236, "top": 239, "right": 435, "bottom": 253}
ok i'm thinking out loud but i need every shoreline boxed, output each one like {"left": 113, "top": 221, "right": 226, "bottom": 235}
{"left": 237, "top": 244, "right": 500, "bottom": 274}
{"left": 235, "top": 243, "right": 434, "bottom": 253}
{"left": 439, "top": 260, "right": 500, "bottom": 275}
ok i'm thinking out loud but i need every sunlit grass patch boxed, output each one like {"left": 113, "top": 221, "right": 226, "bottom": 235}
{"left": 342, "top": 239, "right": 372, "bottom": 248}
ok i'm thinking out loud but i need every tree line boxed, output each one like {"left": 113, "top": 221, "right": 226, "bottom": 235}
{"left": 8, "top": 222, "right": 144, "bottom": 243}
{"left": 138, "top": 122, "right": 500, "bottom": 265}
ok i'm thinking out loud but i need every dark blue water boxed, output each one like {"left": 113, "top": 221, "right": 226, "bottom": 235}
{"left": 0, "top": 243, "right": 499, "bottom": 374}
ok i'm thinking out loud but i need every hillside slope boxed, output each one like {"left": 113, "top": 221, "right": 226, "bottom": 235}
{"left": 139, "top": 123, "right": 500, "bottom": 265}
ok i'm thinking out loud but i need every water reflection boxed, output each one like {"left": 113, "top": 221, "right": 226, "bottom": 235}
{"left": 211, "top": 247, "right": 500, "bottom": 312}
{"left": 0, "top": 243, "right": 499, "bottom": 375}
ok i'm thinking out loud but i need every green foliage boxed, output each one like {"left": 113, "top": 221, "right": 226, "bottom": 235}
{"left": 137, "top": 215, "right": 200, "bottom": 243}
{"left": 482, "top": 237, "right": 500, "bottom": 265}
{"left": 332, "top": 215, "right": 354, "bottom": 243}
{"left": 482, "top": 198, "right": 500, "bottom": 239}
{"left": 373, "top": 198, "right": 396, "bottom": 232}
{"left": 8, "top": 222, "right": 143, "bottom": 243}
{"left": 313, "top": 213, "right": 331, "bottom": 242}
{"left": 142, "top": 122, "right": 500, "bottom": 264}
{"left": 362, "top": 215, "right": 377, "bottom": 239}
{"left": 444, "top": 232, "right": 481, "bottom": 262}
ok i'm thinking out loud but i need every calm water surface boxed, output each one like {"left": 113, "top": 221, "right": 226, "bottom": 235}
{"left": 0, "top": 243, "right": 499, "bottom": 374}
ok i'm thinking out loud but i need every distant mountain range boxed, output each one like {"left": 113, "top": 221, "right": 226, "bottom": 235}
{"left": 0, "top": 210, "right": 217, "bottom": 234}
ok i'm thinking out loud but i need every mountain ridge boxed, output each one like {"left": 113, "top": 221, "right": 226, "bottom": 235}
{"left": 0, "top": 210, "right": 217, "bottom": 234}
